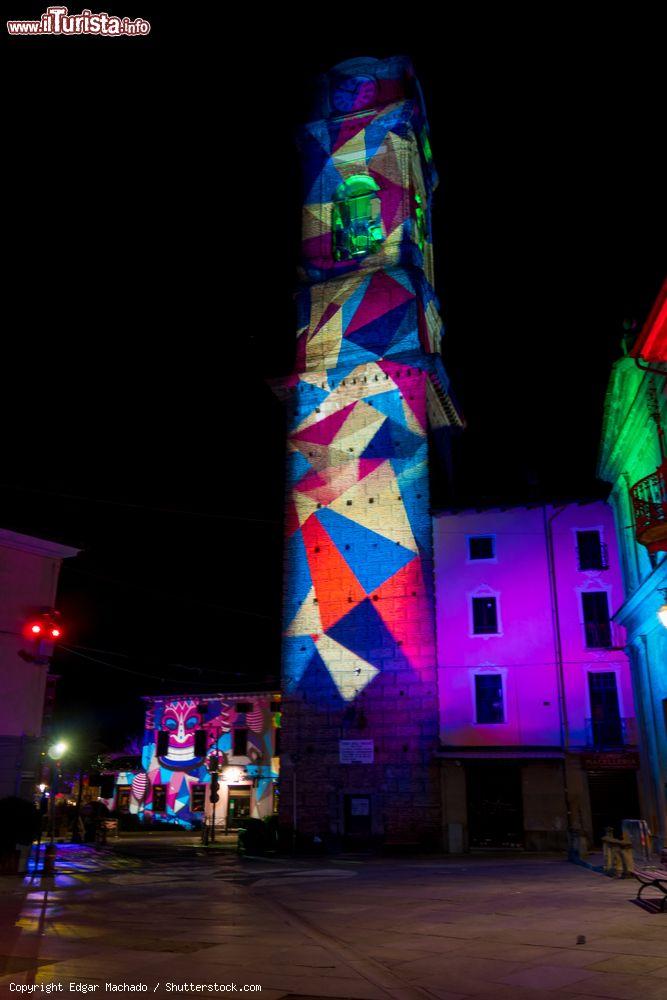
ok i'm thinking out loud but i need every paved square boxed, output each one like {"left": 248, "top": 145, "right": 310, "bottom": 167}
{"left": 0, "top": 841, "right": 665, "bottom": 999}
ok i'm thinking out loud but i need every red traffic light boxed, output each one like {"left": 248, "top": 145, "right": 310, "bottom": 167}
{"left": 23, "top": 610, "right": 64, "bottom": 643}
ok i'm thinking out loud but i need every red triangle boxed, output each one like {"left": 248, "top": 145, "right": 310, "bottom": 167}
{"left": 301, "top": 515, "right": 366, "bottom": 632}
{"left": 371, "top": 557, "right": 428, "bottom": 649}
{"left": 285, "top": 496, "right": 300, "bottom": 538}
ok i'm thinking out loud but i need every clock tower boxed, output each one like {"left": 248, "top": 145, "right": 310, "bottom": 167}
{"left": 274, "top": 56, "right": 462, "bottom": 845}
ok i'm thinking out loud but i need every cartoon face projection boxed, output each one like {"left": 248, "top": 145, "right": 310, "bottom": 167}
{"left": 158, "top": 700, "right": 203, "bottom": 771}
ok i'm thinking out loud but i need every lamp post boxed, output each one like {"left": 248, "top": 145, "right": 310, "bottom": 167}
{"left": 47, "top": 741, "right": 68, "bottom": 844}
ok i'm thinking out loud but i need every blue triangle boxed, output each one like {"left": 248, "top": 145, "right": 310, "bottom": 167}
{"left": 341, "top": 275, "right": 372, "bottom": 332}
{"left": 361, "top": 419, "right": 396, "bottom": 459}
{"left": 286, "top": 449, "right": 311, "bottom": 487}
{"left": 367, "top": 389, "right": 405, "bottom": 424}
{"left": 327, "top": 598, "right": 411, "bottom": 673}
{"left": 295, "top": 647, "right": 345, "bottom": 708}
{"left": 346, "top": 300, "right": 413, "bottom": 358}
{"left": 283, "top": 635, "right": 319, "bottom": 692}
{"left": 284, "top": 530, "right": 312, "bottom": 628}
{"left": 337, "top": 337, "right": 382, "bottom": 370}
{"left": 315, "top": 508, "right": 416, "bottom": 593}
{"left": 394, "top": 460, "right": 431, "bottom": 552}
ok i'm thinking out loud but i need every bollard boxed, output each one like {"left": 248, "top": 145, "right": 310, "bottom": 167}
{"left": 43, "top": 843, "right": 57, "bottom": 875}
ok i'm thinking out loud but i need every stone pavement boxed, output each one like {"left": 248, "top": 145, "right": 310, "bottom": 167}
{"left": 0, "top": 841, "right": 665, "bottom": 1000}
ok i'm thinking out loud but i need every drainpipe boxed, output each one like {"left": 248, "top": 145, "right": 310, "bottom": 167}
{"left": 543, "top": 504, "right": 575, "bottom": 841}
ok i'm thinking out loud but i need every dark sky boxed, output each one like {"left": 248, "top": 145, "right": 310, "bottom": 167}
{"left": 4, "top": 9, "right": 666, "bottom": 748}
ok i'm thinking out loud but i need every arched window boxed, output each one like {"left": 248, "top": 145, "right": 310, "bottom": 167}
{"left": 332, "top": 175, "right": 384, "bottom": 262}
{"left": 413, "top": 191, "right": 426, "bottom": 252}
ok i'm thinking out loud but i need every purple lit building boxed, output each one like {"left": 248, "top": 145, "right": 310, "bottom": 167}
{"left": 434, "top": 501, "right": 639, "bottom": 852}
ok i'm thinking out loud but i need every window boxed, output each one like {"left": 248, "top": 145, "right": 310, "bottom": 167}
{"left": 472, "top": 595, "right": 499, "bottom": 634}
{"left": 475, "top": 674, "right": 504, "bottom": 724}
{"left": 582, "top": 591, "right": 612, "bottom": 648}
{"left": 332, "top": 175, "right": 384, "bottom": 261}
{"left": 190, "top": 784, "right": 207, "bottom": 812}
{"left": 576, "top": 530, "right": 608, "bottom": 571}
{"left": 116, "top": 786, "right": 131, "bottom": 813}
{"left": 588, "top": 673, "right": 622, "bottom": 746}
{"left": 152, "top": 785, "right": 167, "bottom": 812}
{"left": 236, "top": 702, "right": 253, "bottom": 713}
{"left": 468, "top": 535, "right": 495, "bottom": 560}
{"left": 233, "top": 728, "right": 248, "bottom": 756}
{"left": 413, "top": 191, "right": 426, "bottom": 251}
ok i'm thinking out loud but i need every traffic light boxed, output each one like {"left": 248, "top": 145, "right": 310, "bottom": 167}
{"left": 156, "top": 731, "right": 169, "bottom": 756}
{"left": 19, "top": 609, "right": 64, "bottom": 664}
{"left": 23, "top": 609, "right": 64, "bottom": 642}
{"left": 209, "top": 774, "right": 220, "bottom": 804}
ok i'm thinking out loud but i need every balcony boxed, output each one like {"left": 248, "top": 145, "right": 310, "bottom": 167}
{"left": 585, "top": 717, "right": 638, "bottom": 749}
{"left": 584, "top": 621, "right": 624, "bottom": 649}
{"left": 630, "top": 460, "right": 667, "bottom": 553}
{"left": 577, "top": 541, "right": 609, "bottom": 571}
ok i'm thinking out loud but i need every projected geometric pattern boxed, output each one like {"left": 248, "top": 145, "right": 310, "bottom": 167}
{"left": 283, "top": 358, "right": 432, "bottom": 705}
{"left": 299, "top": 62, "right": 437, "bottom": 287}
{"left": 276, "top": 56, "right": 462, "bottom": 839}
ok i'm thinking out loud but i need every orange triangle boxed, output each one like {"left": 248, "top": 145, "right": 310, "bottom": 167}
{"left": 301, "top": 515, "right": 367, "bottom": 632}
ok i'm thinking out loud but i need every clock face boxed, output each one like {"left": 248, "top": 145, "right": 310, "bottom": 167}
{"left": 331, "top": 75, "right": 377, "bottom": 114}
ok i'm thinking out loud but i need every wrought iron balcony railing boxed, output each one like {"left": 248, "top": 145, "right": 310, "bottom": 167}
{"left": 577, "top": 541, "right": 609, "bottom": 571}
{"left": 585, "top": 717, "right": 638, "bottom": 749}
{"left": 584, "top": 621, "right": 613, "bottom": 649}
{"left": 630, "top": 460, "right": 667, "bottom": 553}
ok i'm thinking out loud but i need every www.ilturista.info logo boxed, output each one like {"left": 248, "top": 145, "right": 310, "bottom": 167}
{"left": 7, "top": 6, "right": 151, "bottom": 35}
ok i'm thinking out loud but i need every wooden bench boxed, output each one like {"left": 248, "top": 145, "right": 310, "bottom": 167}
{"left": 634, "top": 866, "right": 667, "bottom": 911}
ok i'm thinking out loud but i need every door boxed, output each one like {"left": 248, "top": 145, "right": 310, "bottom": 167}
{"left": 467, "top": 764, "right": 524, "bottom": 849}
{"left": 589, "top": 672, "right": 622, "bottom": 746}
{"left": 344, "top": 794, "right": 372, "bottom": 837}
{"left": 587, "top": 770, "right": 640, "bottom": 843}
{"left": 227, "top": 788, "right": 250, "bottom": 829}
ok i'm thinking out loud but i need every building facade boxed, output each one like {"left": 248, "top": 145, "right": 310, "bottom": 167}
{"left": 598, "top": 279, "right": 667, "bottom": 849}
{"left": 0, "top": 528, "right": 78, "bottom": 799}
{"left": 101, "top": 692, "right": 280, "bottom": 830}
{"left": 434, "top": 502, "right": 639, "bottom": 851}
{"left": 274, "top": 56, "right": 462, "bottom": 845}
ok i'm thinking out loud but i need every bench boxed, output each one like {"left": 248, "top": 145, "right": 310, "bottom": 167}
{"left": 634, "top": 866, "right": 667, "bottom": 911}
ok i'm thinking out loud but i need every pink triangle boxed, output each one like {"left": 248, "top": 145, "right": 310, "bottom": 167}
{"left": 358, "top": 457, "right": 385, "bottom": 481}
{"left": 333, "top": 114, "right": 374, "bottom": 152}
{"left": 292, "top": 401, "right": 357, "bottom": 446}
{"left": 377, "top": 172, "right": 406, "bottom": 235}
{"left": 346, "top": 271, "right": 414, "bottom": 336}
{"left": 309, "top": 301, "right": 340, "bottom": 340}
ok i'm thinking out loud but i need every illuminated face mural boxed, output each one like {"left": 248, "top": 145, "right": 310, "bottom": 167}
{"left": 159, "top": 699, "right": 202, "bottom": 770}
{"left": 135, "top": 696, "right": 279, "bottom": 827}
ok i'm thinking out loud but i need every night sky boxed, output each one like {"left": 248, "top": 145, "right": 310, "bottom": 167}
{"left": 4, "top": 10, "right": 666, "bottom": 749}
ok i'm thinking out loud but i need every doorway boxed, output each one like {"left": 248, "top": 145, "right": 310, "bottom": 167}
{"left": 344, "top": 794, "right": 372, "bottom": 837}
{"left": 226, "top": 786, "right": 250, "bottom": 829}
{"left": 587, "top": 769, "right": 640, "bottom": 843}
{"left": 467, "top": 764, "right": 524, "bottom": 849}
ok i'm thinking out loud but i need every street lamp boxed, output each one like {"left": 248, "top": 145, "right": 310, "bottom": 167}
{"left": 48, "top": 741, "right": 68, "bottom": 760}
{"left": 47, "top": 741, "right": 68, "bottom": 843}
